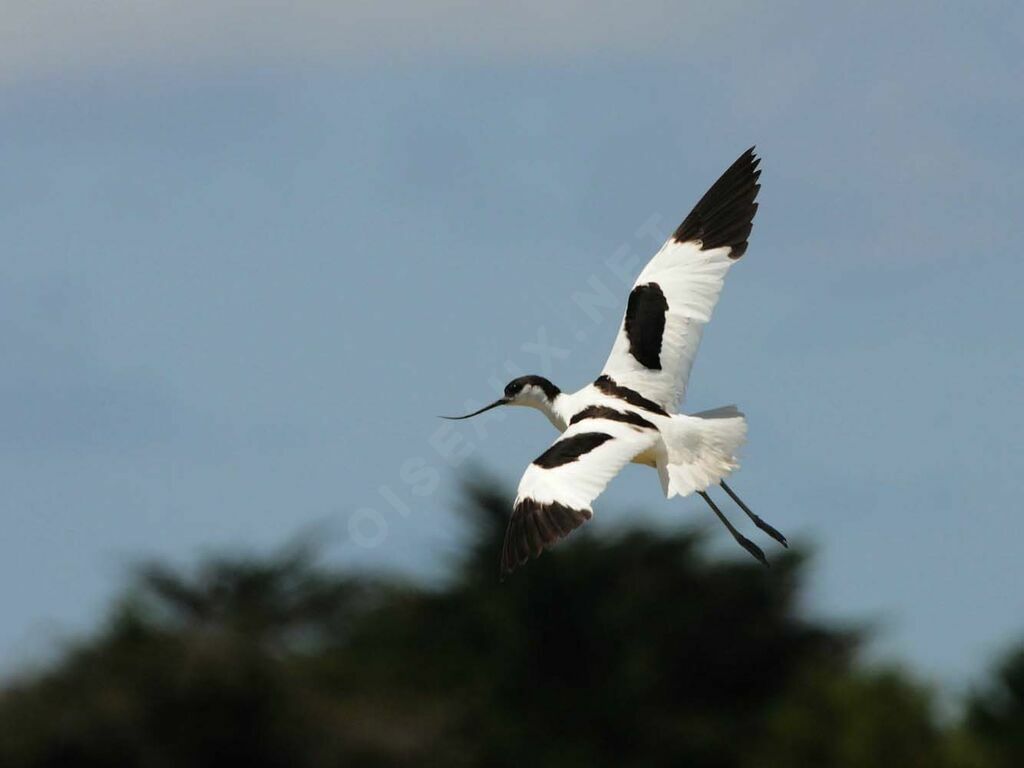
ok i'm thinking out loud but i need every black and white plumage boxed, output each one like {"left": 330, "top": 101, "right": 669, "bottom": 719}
{"left": 444, "top": 148, "right": 787, "bottom": 576}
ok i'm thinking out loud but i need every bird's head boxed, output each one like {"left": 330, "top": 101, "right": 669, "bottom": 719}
{"left": 441, "top": 375, "right": 561, "bottom": 420}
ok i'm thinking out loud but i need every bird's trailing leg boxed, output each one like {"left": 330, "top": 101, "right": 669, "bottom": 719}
{"left": 719, "top": 481, "right": 788, "bottom": 548}
{"left": 697, "top": 491, "right": 768, "bottom": 567}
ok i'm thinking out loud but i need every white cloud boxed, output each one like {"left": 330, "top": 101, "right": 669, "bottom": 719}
{"left": 0, "top": 1, "right": 755, "bottom": 83}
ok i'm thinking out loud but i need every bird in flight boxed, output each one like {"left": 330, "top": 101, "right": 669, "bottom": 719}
{"left": 444, "top": 148, "right": 787, "bottom": 576}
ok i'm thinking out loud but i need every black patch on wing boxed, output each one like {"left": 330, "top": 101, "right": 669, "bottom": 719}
{"left": 673, "top": 147, "right": 761, "bottom": 259}
{"left": 501, "top": 498, "right": 592, "bottom": 576}
{"left": 594, "top": 375, "right": 669, "bottom": 416}
{"left": 569, "top": 405, "right": 656, "bottom": 430}
{"left": 533, "top": 432, "right": 614, "bottom": 469}
{"left": 623, "top": 283, "right": 669, "bottom": 369}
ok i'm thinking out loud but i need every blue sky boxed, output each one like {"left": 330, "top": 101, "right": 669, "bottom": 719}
{"left": 1, "top": 2, "right": 1022, "bottom": 690}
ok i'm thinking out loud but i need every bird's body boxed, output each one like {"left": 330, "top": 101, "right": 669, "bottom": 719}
{"left": 444, "top": 148, "right": 787, "bottom": 576}
{"left": 501, "top": 376, "right": 744, "bottom": 473}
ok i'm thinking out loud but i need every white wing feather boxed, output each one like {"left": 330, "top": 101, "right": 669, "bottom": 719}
{"left": 515, "top": 419, "right": 658, "bottom": 511}
{"left": 501, "top": 418, "right": 659, "bottom": 574}
{"left": 599, "top": 148, "right": 761, "bottom": 413}
{"left": 601, "top": 241, "right": 735, "bottom": 412}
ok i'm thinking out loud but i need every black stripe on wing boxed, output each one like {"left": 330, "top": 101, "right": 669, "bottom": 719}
{"left": 532, "top": 432, "right": 614, "bottom": 469}
{"left": 673, "top": 147, "right": 761, "bottom": 259}
{"left": 501, "top": 498, "right": 592, "bottom": 576}
{"left": 624, "top": 282, "right": 669, "bottom": 370}
{"left": 569, "top": 405, "right": 656, "bottom": 430}
{"left": 594, "top": 375, "right": 669, "bottom": 416}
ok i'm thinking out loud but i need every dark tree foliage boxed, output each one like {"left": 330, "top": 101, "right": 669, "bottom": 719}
{"left": 967, "top": 648, "right": 1024, "bottom": 766}
{"left": 0, "top": 480, "right": 1012, "bottom": 767}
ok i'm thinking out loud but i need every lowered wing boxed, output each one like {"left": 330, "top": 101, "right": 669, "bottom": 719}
{"left": 501, "top": 416, "right": 659, "bottom": 575}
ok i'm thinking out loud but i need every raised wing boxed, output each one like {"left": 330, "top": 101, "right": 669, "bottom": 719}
{"left": 601, "top": 148, "right": 761, "bottom": 413}
{"left": 501, "top": 416, "right": 659, "bottom": 575}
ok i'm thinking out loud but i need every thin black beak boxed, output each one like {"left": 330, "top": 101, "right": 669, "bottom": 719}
{"left": 439, "top": 398, "right": 509, "bottom": 420}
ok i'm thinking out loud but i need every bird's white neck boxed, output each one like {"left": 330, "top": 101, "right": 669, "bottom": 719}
{"left": 537, "top": 394, "right": 568, "bottom": 431}
{"left": 514, "top": 392, "right": 569, "bottom": 432}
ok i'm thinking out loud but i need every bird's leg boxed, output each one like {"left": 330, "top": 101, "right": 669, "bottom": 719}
{"left": 719, "top": 481, "right": 788, "bottom": 548}
{"left": 697, "top": 491, "right": 768, "bottom": 567}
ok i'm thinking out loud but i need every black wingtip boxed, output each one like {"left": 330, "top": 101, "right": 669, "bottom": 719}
{"left": 500, "top": 498, "right": 592, "bottom": 576}
{"left": 672, "top": 147, "right": 762, "bottom": 259}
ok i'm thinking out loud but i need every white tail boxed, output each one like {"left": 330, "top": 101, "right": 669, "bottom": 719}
{"left": 658, "top": 406, "right": 747, "bottom": 498}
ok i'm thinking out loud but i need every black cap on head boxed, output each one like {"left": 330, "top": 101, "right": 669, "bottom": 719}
{"left": 440, "top": 375, "right": 561, "bottom": 421}
{"left": 504, "top": 375, "right": 561, "bottom": 401}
